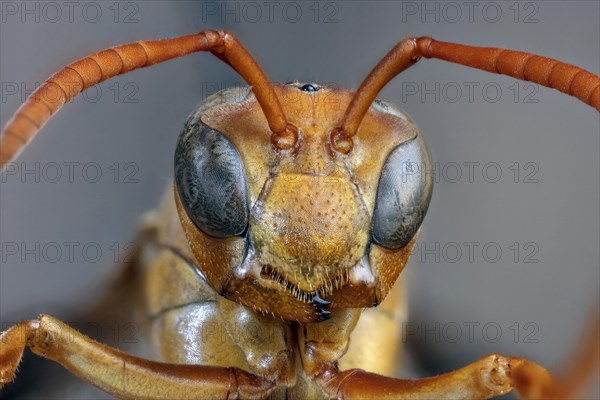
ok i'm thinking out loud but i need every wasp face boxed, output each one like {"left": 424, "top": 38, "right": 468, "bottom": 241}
{"left": 175, "top": 84, "right": 433, "bottom": 322}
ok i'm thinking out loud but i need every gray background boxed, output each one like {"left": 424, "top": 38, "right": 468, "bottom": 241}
{"left": 1, "top": 1, "right": 598, "bottom": 398}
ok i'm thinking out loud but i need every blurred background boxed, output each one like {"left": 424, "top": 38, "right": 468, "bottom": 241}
{"left": 1, "top": 1, "right": 598, "bottom": 398}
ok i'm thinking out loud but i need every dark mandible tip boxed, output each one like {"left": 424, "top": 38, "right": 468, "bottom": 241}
{"left": 312, "top": 295, "right": 332, "bottom": 307}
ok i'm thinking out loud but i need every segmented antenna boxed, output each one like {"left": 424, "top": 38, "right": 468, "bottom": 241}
{"left": 333, "top": 37, "right": 600, "bottom": 153}
{"left": 0, "top": 30, "right": 290, "bottom": 169}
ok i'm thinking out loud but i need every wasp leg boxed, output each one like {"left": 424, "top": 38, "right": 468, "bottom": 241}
{"left": 0, "top": 315, "right": 274, "bottom": 400}
{"left": 317, "top": 354, "right": 560, "bottom": 399}
{"left": 299, "top": 309, "right": 560, "bottom": 399}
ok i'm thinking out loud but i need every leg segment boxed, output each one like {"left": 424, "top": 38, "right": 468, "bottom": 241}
{"left": 334, "top": 37, "right": 600, "bottom": 153}
{"left": 0, "top": 315, "right": 274, "bottom": 399}
{"left": 312, "top": 354, "right": 556, "bottom": 400}
{"left": 0, "top": 30, "right": 292, "bottom": 169}
{"left": 299, "top": 309, "right": 561, "bottom": 399}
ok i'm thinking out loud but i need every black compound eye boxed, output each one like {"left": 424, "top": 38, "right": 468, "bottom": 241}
{"left": 371, "top": 133, "right": 434, "bottom": 250}
{"left": 175, "top": 122, "right": 249, "bottom": 238}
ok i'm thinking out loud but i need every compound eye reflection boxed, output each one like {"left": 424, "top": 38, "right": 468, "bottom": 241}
{"left": 175, "top": 123, "right": 249, "bottom": 238}
{"left": 371, "top": 133, "right": 434, "bottom": 250}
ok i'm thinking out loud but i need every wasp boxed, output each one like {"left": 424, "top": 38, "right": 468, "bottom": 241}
{"left": 0, "top": 28, "right": 598, "bottom": 399}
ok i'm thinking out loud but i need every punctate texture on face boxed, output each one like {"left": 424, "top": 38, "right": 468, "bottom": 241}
{"left": 175, "top": 83, "right": 433, "bottom": 322}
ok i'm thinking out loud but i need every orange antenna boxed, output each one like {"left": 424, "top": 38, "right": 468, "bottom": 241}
{"left": 333, "top": 37, "right": 600, "bottom": 154}
{"left": 0, "top": 30, "right": 295, "bottom": 169}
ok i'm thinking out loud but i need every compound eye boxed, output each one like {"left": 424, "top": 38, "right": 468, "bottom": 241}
{"left": 175, "top": 123, "right": 249, "bottom": 238}
{"left": 371, "top": 133, "right": 433, "bottom": 250}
